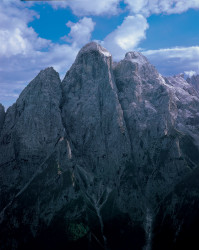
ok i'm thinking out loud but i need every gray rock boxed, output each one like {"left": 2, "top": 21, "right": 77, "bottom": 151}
{"left": 187, "top": 74, "right": 199, "bottom": 92}
{"left": 61, "top": 42, "right": 133, "bottom": 225}
{"left": 114, "top": 53, "right": 199, "bottom": 209}
{"left": 0, "top": 67, "right": 64, "bottom": 210}
{"left": 61, "top": 42, "right": 131, "bottom": 175}
{"left": 0, "top": 104, "right": 5, "bottom": 133}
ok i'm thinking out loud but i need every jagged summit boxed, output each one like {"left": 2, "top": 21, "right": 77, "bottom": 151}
{"left": 124, "top": 51, "right": 149, "bottom": 65}
{"left": 62, "top": 42, "right": 113, "bottom": 85}
{"left": 35, "top": 66, "right": 60, "bottom": 80}
{"left": 114, "top": 48, "right": 159, "bottom": 81}
{"left": 18, "top": 66, "right": 61, "bottom": 102}
{"left": 39, "top": 66, "right": 58, "bottom": 74}
{"left": 77, "top": 41, "right": 111, "bottom": 57}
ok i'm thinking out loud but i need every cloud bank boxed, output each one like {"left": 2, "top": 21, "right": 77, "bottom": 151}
{"left": 50, "top": 0, "right": 199, "bottom": 16}
{"left": 125, "top": 0, "right": 199, "bottom": 16}
{"left": 144, "top": 46, "right": 199, "bottom": 76}
{"left": 49, "top": 0, "right": 120, "bottom": 16}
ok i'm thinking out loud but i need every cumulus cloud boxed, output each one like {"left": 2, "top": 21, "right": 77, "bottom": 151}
{"left": 143, "top": 46, "right": 199, "bottom": 76}
{"left": 62, "top": 17, "right": 95, "bottom": 47}
{"left": 50, "top": 0, "right": 120, "bottom": 16}
{"left": 124, "top": 0, "right": 199, "bottom": 16}
{"left": 0, "top": 0, "right": 50, "bottom": 57}
{"left": 0, "top": 1, "right": 95, "bottom": 108}
{"left": 103, "top": 15, "right": 149, "bottom": 60}
{"left": 48, "top": 0, "right": 199, "bottom": 16}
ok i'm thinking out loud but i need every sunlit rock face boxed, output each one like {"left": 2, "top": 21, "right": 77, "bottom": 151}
{"left": 61, "top": 42, "right": 131, "bottom": 174}
{"left": 187, "top": 74, "right": 199, "bottom": 92}
{"left": 0, "top": 42, "right": 199, "bottom": 250}
{"left": 114, "top": 54, "right": 199, "bottom": 207}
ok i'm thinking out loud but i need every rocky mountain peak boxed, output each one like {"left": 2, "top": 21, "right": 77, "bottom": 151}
{"left": 114, "top": 50, "right": 159, "bottom": 84}
{"left": 125, "top": 51, "right": 149, "bottom": 65}
{"left": 38, "top": 66, "right": 59, "bottom": 77}
{"left": 62, "top": 42, "right": 113, "bottom": 86}
{"left": 77, "top": 41, "right": 111, "bottom": 58}
{"left": 30, "top": 66, "right": 60, "bottom": 87}
{"left": 61, "top": 42, "right": 130, "bottom": 176}
{"left": 18, "top": 66, "right": 61, "bottom": 106}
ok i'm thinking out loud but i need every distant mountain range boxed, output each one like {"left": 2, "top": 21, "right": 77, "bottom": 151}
{"left": 0, "top": 42, "right": 199, "bottom": 250}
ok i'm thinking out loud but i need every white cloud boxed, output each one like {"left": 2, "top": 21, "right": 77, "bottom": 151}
{"left": 50, "top": 0, "right": 120, "bottom": 16}
{"left": 0, "top": 27, "right": 50, "bottom": 57}
{"left": 49, "top": 0, "right": 199, "bottom": 16}
{"left": 103, "top": 15, "right": 149, "bottom": 60}
{"left": 62, "top": 17, "right": 95, "bottom": 47}
{"left": 0, "top": 1, "right": 50, "bottom": 57}
{"left": 143, "top": 46, "right": 199, "bottom": 76}
{"left": 0, "top": 1, "right": 95, "bottom": 108}
{"left": 47, "top": 0, "right": 199, "bottom": 16}
{"left": 124, "top": 0, "right": 199, "bottom": 16}
{"left": 124, "top": 0, "right": 148, "bottom": 15}
{"left": 184, "top": 70, "right": 197, "bottom": 78}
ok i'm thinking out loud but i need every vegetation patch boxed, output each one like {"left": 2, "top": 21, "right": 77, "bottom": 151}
{"left": 67, "top": 222, "right": 89, "bottom": 241}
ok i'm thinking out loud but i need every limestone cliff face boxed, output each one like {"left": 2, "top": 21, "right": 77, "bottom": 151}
{"left": 114, "top": 53, "right": 199, "bottom": 207}
{"left": 0, "top": 67, "right": 64, "bottom": 210}
{"left": 0, "top": 42, "right": 199, "bottom": 250}
{"left": 187, "top": 74, "right": 199, "bottom": 92}
{"left": 61, "top": 42, "right": 131, "bottom": 173}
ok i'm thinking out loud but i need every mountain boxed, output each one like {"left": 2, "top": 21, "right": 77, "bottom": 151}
{"left": 187, "top": 74, "right": 199, "bottom": 92}
{"left": 0, "top": 42, "right": 199, "bottom": 250}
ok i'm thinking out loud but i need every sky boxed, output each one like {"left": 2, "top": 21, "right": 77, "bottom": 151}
{"left": 1, "top": 0, "right": 199, "bottom": 108}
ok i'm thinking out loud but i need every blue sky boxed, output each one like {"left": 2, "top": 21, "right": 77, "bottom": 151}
{"left": 1, "top": 0, "right": 199, "bottom": 108}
